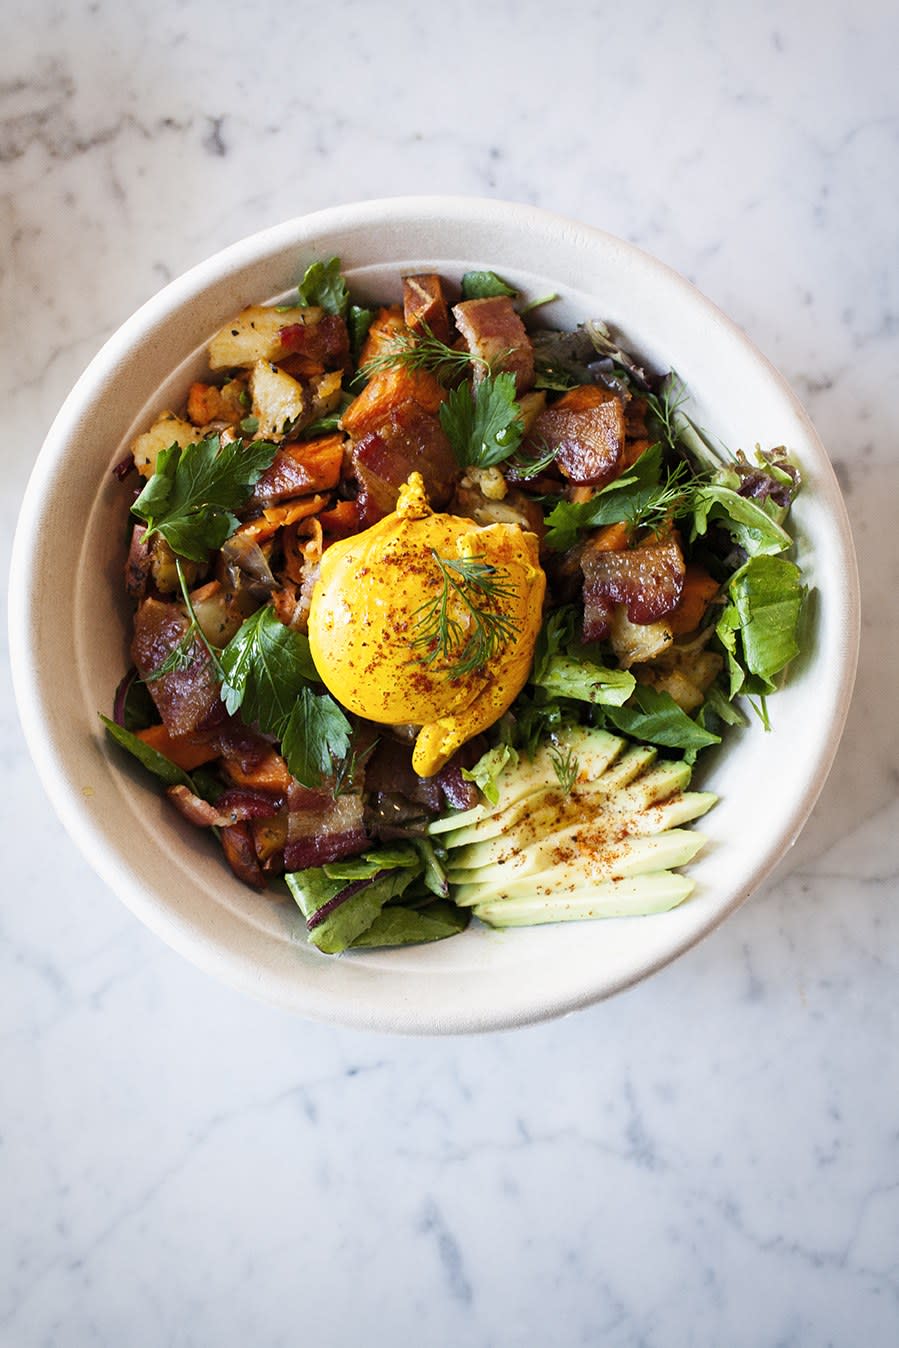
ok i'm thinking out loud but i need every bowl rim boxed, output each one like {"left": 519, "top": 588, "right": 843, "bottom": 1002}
{"left": 9, "top": 195, "right": 861, "bottom": 1033}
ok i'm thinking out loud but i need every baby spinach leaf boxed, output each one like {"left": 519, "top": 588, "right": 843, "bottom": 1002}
{"left": 323, "top": 844, "right": 422, "bottom": 882}
{"left": 350, "top": 900, "right": 470, "bottom": 948}
{"left": 535, "top": 656, "right": 636, "bottom": 707}
{"left": 604, "top": 686, "right": 721, "bottom": 750}
{"left": 717, "top": 555, "right": 803, "bottom": 693}
{"left": 286, "top": 865, "right": 419, "bottom": 954}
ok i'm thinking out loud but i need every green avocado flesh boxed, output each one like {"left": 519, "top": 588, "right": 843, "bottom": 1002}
{"left": 430, "top": 726, "right": 717, "bottom": 928}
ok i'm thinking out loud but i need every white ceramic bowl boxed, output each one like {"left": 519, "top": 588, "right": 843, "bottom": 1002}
{"left": 9, "top": 197, "right": 859, "bottom": 1033}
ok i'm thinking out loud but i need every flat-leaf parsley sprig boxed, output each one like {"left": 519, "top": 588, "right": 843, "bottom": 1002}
{"left": 412, "top": 551, "right": 520, "bottom": 681}
{"left": 131, "top": 434, "right": 278, "bottom": 563}
{"left": 439, "top": 372, "right": 525, "bottom": 469}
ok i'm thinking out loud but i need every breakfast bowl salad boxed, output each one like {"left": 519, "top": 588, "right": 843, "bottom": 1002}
{"left": 11, "top": 198, "right": 857, "bottom": 1029}
{"left": 102, "top": 255, "right": 805, "bottom": 956}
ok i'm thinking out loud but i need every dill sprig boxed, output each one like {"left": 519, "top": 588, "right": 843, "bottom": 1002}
{"left": 411, "top": 551, "right": 520, "bottom": 680}
{"left": 507, "top": 436, "right": 560, "bottom": 480}
{"left": 645, "top": 375, "right": 689, "bottom": 454}
{"left": 146, "top": 559, "right": 226, "bottom": 683}
{"left": 549, "top": 742, "right": 580, "bottom": 793}
{"left": 623, "top": 460, "right": 692, "bottom": 534}
{"left": 361, "top": 323, "right": 510, "bottom": 385}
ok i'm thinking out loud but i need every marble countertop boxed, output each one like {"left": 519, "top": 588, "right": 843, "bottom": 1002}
{"left": 3, "top": 2, "right": 897, "bottom": 1344}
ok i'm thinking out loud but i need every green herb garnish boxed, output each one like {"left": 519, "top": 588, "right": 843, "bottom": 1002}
{"left": 131, "top": 434, "right": 278, "bottom": 563}
{"left": 438, "top": 372, "right": 524, "bottom": 468}
{"left": 219, "top": 604, "right": 350, "bottom": 788}
{"left": 412, "top": 551, "right": 520, "bottom": 680}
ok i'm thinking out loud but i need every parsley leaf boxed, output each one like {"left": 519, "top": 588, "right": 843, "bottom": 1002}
{"left": 438, "top": 372, "right": 524, "bottom": 468}
{"left": 219, "top": 605, "right": 317, "bottom": 723}
{"left": 461, "top": 270, "right": 518, "bottom": 300}
{"left": 281, "top": 687, "right": 353, "bottom": 790}
{"left": 297, "top": 257, "right": 349, "bottom": 316}
{"left": 131, "top": 435, "right": 278, "bottom": 563}
{"left": 219, "top": 606, "right": 350, "bottom": 787}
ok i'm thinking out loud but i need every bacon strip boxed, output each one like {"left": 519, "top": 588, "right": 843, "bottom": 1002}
{"left": 403, "top": 274, "right": 451, "bottom": 343}
{"left": 278, "top": 313, "right": 350, "bottom": 371}
{"left": 284, "top": 783, "right": 369, "bottom": 871}
{"left": 452, "top": 296, "right": 535, "bottom": 394}
{"left": 131, "top": 598, "right": 226, "bottom": 737}
{"left": 352, "top": 402, "right": 459, "bottom": 523}
{"left": 581, "top": 533, "right": 686, "bottom": 642}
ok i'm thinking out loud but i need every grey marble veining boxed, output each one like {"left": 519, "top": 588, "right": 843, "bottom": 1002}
{"left": 3, "top": 1, "right": 898, "bottom": 1344}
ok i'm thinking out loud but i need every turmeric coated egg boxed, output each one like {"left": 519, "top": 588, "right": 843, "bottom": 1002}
{"left": 307, "top": 473, "right": 546, "bottom": 776}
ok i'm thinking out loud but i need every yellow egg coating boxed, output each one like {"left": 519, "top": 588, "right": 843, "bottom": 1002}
{"left": 308, "top": 474, "right": 546, "bottom": 776}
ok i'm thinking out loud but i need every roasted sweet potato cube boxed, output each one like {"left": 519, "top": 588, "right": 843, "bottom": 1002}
{"left": 340, "top": 367, "right": 446, "bottom": 439}
{"left": 358, "top": 305, "right": 405, "bottom": 369}
{"left": 403, "top": 274, "right": 450, "bottom": 342}
{"left": 249, "top": 434, "right": 344, "bottom": 505}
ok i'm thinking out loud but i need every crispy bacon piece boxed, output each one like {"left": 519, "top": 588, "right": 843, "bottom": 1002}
{"left": 167, "top": 785, "right": 287, "bottom": 831}
{"left": 278, "top": 313, "right": 350, "bottom": 372}
{"left": 131, "top": 598, "right": 226, "bottom": 737}
{"left": 284, "top": 783, "right": 369, "bottom": 871}
{"left": 364, "top": 738, "right": 481, "bottom": 831}
{"left": 581, "top": 532, "right": 686, "bottom": 642}
{"left": 533, "top": 385, "right": 626, "bottom": 486}
{"left": 166, "top": 785, "right": 227, "bottom": 827}
{"left": 403, "top": 274, "right": 451, "bottom": 343}
{"left": 220, "top": 822, "right": 268, "bottom": 890}
{"left": 249, "top": 435, "right": 343, "bottom": 506}
{"left": 452, "top": 296, "right": 535, "bottom": 394}
{"left": 352, "top": 401, "right": 459, "bottom": 523}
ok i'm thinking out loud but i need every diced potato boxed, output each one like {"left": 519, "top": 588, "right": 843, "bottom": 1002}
{"left": 518, "top": 390, "right": 547, "bottom": 433}
{"left": 249, "top": 360, "right": 307, "bottom": 439}
{"left": 149, "top": 537, "right": 201, "bottom": 594}
{"left": 131, "top": 411, "right": 198, "bottom": 479}
{"left": 208, "top": 305, "right": 323, "bottom": 371}
{"left": 188, "top": 580, "right": 246, "bottom": 647}
{"left": 309, "top": 369, "right": 343, "bottom": 422}
{"left": 358, "top": 305, "right": 405, "bottom": 368}
{"left": 609, "top": 607, "right": 673, "bottom": 669}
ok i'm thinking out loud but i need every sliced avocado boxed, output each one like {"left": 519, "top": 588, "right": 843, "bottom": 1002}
{"left": 473, "top": 872, "right": 696, "bottom": 927}
{"left": 432, "top": 724, "right": 718, "bottom": 929}
{"left": 428, "top": 726, "right": 624, "bottom": 835}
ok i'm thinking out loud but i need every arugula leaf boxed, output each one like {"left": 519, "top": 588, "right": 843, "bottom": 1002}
{"left": 461, "top": 270, "right": 518, "bottom": 300}
{"left": 716, "top": 555, "right": 803, "bottom": 694}
{"left": 604, "top": 686, "right": 721, "bottom": 751}
{"left": 296, "top": 256, "right": 349, "bottom": 316}
{"left": 438, "top": 372, "right": 524, "bottom": 468}
{"left": 350, "top": 899, "right": 470, "bottom": 948}
{"left": 542, "top": 444, "right": 666, "bottom": 550}
{"left": 99, "top": 716, "right": 193, "bottom": 788}
{"left": 280, "top": 687, "right": 353, "bottom": 789}
{"left": 286, "top": 864, "right": 420, "bottom": 954}
{"left": 219, "top": 605, "right": 316, "bottom": 723}
{"left": 131, "top": 435, "right": 278, "bottom": 562}
{"left": 535, "top": 655, "right": 636, "bottom": 707}
{"left": 462, "top": 743, "right": 519, "bottom": 806}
